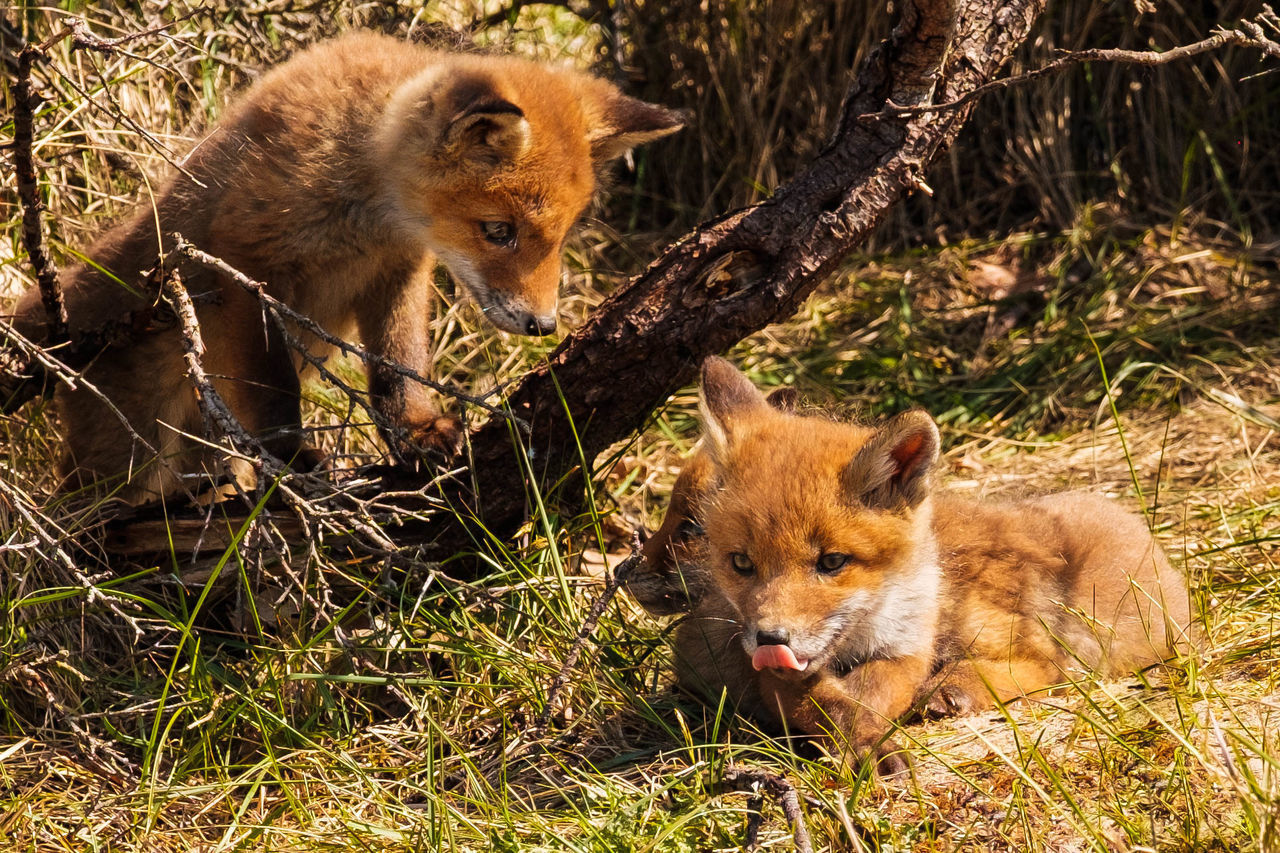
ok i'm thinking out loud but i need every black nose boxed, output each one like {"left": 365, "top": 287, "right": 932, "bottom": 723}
{"left": 756, "top": 628, "right": 791, "bottom": 646}
{"left": 522, "top": 314, "right": 557, "bottom": 336}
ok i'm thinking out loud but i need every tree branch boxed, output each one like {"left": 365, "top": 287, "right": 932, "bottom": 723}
{"left": 2, "top": 17, "right": 199, "bottom": 411}
{"left": 170, "top": 236, "right": 524, "bottom": 430}
{"left": 159, "top": 269, "right": 274, "bottom": 468}
{"left": 720, "top": 766, "right": 815, "bottom": 853}
{"left": 13, "top": 45, "right": 68, "bottom": 348}
{"left": 865, "top": 10, "right": 1280, "bottom": 120}
{"left": 427, "top": 0, "right": 1049, "bottom": 550}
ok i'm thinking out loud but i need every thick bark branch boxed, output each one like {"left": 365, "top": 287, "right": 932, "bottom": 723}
{"left": 30, "top": 1, "right": 1052, "bottom": 565}
{"left": 437, "top": 0, "right": 1048, "bottom": 548}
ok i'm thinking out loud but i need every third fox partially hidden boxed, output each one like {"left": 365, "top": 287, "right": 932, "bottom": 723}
{"left": 10, "top": 32, "right": 681, "bottom": 502}
{"left": 644, "top": 357, "right": 1194, "bottom": 771}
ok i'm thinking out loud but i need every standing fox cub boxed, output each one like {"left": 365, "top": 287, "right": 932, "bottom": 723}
{"left": 8, "top": 32, "right": 680, "bottom": 502}
{"left": 654, "top": 358, "right": 1193, "bottom": 772}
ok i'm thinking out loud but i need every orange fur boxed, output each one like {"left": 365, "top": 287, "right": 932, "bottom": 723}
{"left": 9, "top": 32, "right": 681, "bottom": 501}
{"left": 665, "top": 358, "right": 1194, "bottom": 771}
{"left": 634, "top": 388, "right": 797, "bottom": 615}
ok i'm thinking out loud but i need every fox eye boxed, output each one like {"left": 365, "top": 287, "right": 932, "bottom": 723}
{"left": 817, "top": 553, "right": 849, "bottom": 575}
{"left": 730, "top": 552, "right": 754, "bottom": 576}
{"left": 480, "top": 220, "right": 517, "bottom": 248}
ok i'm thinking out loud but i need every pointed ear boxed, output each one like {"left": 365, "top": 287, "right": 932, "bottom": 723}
{"left": 588, "top": 92, "right": 684, "bottom": 168}
{"left": 443, "top": 88, "right": 530, "bottom": 168}
{"left": 698, "top": 356, "right": 769, "bottom": 463}
{"left": 843, "top": 410, "right": 940, "bottom": 510}
{"left": 765, "top": 387, "right": 799, "bottom": 413}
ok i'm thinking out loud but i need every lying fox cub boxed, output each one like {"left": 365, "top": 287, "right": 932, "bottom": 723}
{"left": 659, "top": 357, "right": 1193, "bottom": 772}
{"left": 8, "top": 32, "right": 681, "bottom": 502}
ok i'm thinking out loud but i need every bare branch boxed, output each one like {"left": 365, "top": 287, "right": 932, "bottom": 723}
{"left": 12, "top": 45, "right": 68, "bottom": 347}
{"left": 721, "top": 767, "right": 815, "bottom": 853}
{"left": 159, "top": 269, "right": 276, "bottom": 470}
{"left": 0, "top": 320, "right": 160, "bottom": 459}
{"left": 865, "top": 13, "right": 1280, "bottom": 121}
{"left": 58, "top": 14, "right": 198, "bottom": 61}
{"left": 170, "top": 236, "right": 526, "bottom": 432}
{"left": 0, "top": 471, "right": 148, "bottom": 641}
{"left": 1, "top": 650, "right": 137, "bottom": 780}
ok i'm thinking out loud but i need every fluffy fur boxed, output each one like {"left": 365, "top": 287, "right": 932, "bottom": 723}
{"left": 8, "top": 32, "right": 681, "bottom": 502}
{"left": 654, "top": 357, "right": 1194, "bottom": 771}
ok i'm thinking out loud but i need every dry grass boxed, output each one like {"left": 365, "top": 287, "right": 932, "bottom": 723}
{"left": 2, "top": 2, "right": 1279, "bottom": 851}
{"left": 622, "top": 0, "right": 1280, "bottom": 245}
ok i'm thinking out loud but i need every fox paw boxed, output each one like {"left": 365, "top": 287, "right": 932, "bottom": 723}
{"left": 922, "top": 680, "right": 987, "bottom": 718}
{"left": 873, "top": 740, "right": 911, "bottom": 778}
{"left": 406, "top": 415, "right": 465, "bottom": 460}
{"left": 839, "top": 737, "right": 912, "bottom": 779}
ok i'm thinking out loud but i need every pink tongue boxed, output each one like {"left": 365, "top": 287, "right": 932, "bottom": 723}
{"left": 752, "top": 644, "right": 808, "bottom": 672}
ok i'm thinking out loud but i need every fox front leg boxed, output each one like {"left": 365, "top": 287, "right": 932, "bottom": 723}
{"left": 759, "top": 653, "right": 932, "bottom": 776}
{"left": 357, "top": 265, "right": 463, "bottom": 465}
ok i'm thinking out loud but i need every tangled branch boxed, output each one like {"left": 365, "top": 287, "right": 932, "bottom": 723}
{"left": 12, "top": 45, "right": 67, "bottom": 348}
{"left": 170, "top": 236, "right": 524, "bottom": 432}
{"left": 864, "top": 7, "right": 1280, "bottom": 120}
{"left": 721, "top": 766, "right": 815, "bottom": 853}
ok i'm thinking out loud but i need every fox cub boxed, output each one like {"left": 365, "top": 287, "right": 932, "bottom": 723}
{"left": 8, "top": 32, "right": 681, "bottom": 502}
{"left": 651, "top": 358, "right": 1193, "bottom": 771}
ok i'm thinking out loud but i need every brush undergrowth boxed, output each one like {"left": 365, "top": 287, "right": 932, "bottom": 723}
{"left": 3, "top": 2, "right": 1279, "bottom": 851}
{"left": 621, "top": 0, "right": 1280, "bottom": 245}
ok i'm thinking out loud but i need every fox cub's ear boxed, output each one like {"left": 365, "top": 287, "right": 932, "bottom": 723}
{"left": 843, "top": 410, "right": 940, "bottom": 511}
{"left": 587, "top": 91, "right": 685, "bottom": 168}
{"left": 698, "top": 356, "right": 768, "bottom": 464}
{"left": 442, "top": 83, "right": 531, "bottom": 168}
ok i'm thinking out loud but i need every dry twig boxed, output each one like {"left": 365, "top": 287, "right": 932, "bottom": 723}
{"left": 12, "top": 45, "right": 68, "bottom": 347}
{"left": 170, "top": 235, "right": 525, "bottom": 432}
{"left": 39, "top": 17, "right": 207, "bottom": 176}
{"left": 2, "top": 16, "right": 199, "bottom": 411}
{"left": 168, "top": 234, "right": 524, "bottom": 440}
{"left": 1, "top": 650, "right": 137, "bottom": 781}
{"left": 721, "top": 766, "right": 815, "bottom": 853}
{"left": 0, "top": 321, "right": 161, "bottom": 458}
{"left": 863, "top": 9, "right": 1280, "bottom": 120}
{"left": 160, "top": 269, "right": 275, "bottom": 468}
{"left": 536, "top": 532, "right": 644, "bottom": 728}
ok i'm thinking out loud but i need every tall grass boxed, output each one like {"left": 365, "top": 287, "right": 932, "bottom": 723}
{"left": 621, "top": 0, "right": 1280, "bottom": 247}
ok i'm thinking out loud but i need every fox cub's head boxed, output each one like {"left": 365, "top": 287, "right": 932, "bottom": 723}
{"left": 634, "top": 386, "right": 800, "bottom": 616}
{"left": 376, "top": 54, "right": 682, "bottom": 336}
{"left": 697, "top": 357, "right": 942, "bottom": 677}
